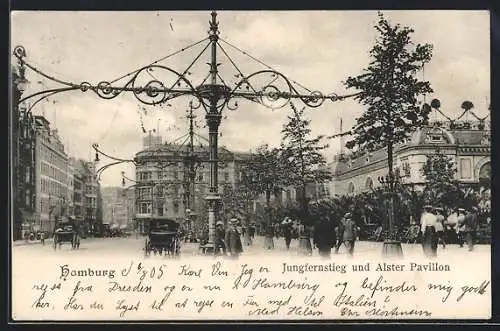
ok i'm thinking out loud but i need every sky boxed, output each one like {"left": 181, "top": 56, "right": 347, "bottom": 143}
{"left": 10, "top": 10, "right": 490, "bottom": 187}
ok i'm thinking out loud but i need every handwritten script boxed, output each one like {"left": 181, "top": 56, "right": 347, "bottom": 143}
{"left": 13, "top": 257, "right": 490, "bottom": 320}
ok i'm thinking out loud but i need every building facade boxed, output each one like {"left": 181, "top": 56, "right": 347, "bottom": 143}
{"left": 34, "top": 116, "right": 72, "bottom": 235}
{"left": 84, "top": 161, "right": 102, "bottom": 234}
{"left": 329, "top": 116, "right": 491, "bottom": 196}
{"left": 120, "top": 185, "right": 136, "bottom": 230}
{"left": 69, "top": 158, "right": 103, "bottom": 235}
{"left": 70, "top": 158, "right": 85, "bottom": 225}
{"left": 133, "top": 135, "right": 251, "bottom": 233}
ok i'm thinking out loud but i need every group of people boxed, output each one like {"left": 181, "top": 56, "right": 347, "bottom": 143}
{"left": 206, "top": 201, "right": 483, "bottom": 260}
{"left": 214, "top": 218, "right": 257, "bottom": 259}
{"left": 312, "top": 212, "right": 358, "bottom": 258}
{"left": 278, "top": 213, "right": 359, "bottom": 258}
{"left": 420, "top": 204, "right": 480, "bottom": 258}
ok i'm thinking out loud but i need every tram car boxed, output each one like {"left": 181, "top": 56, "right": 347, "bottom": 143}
{"left": 53, "top": 220, "right": 81, "bottom": 250}
{"left": 144, "top": 218, "right": 181, "bottom": 257}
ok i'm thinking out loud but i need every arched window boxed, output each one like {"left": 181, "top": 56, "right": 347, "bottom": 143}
{"left": 347, "top": 182, "right": 355, "bottom": 194}
{"left": 478, "top": 162, "right": 491, "bottom": 186}
{"left": 365, "top": 177, "right": 373, "bottom": 190}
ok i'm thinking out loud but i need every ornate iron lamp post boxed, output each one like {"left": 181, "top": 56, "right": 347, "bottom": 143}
{"left": 13, "top": 11, "right": 357, "bottom": 252}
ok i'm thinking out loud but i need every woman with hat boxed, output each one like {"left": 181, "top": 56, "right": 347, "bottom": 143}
{"left": 434, "top": 207, "right": 446, "bottom": 249}
{"left": 225, "top": 218, "right": 243, "bottom": 259}
{"left": 420, "top": 205, "right": 438, "bottom": 258}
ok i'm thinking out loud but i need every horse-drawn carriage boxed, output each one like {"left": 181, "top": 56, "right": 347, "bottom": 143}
{"left": 144, "top": 218, "right": 181, "bottom": 257}
{"left": 53, "top": 220, "right": 80, "bottom": 250}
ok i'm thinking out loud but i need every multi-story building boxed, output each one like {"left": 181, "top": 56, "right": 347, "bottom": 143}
{"left": 69, "top": 158, "right": 102, "bottom": 235}
{"left": 34, "top": 116, "right": 72, "bottom": 235}
{"left": 328, "top": 108, "right": 491, "bottom": 196}
{"left": 133, "top": 134, "right": 251, "bottom": 233}
{"left": 121, "top": 185, "right": 136, "bottom": 230}
{"left": 82, "top": 161, "right": 102, "bottom": 234}
{"left": 12, "top": 66, "right": 37, "bottom": 240}
{"left": 71, "top": 161, "right": 85, "bottom": 225}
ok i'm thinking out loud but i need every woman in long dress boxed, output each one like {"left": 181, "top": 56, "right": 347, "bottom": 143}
{"left": 420, "top": 205, "right": 438, "bottom": 258}
{"left": 434, "top": 207, "right": 446, "bottom": 249}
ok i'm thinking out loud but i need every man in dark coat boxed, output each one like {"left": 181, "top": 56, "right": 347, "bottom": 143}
{"left": 282, "top": 218, "right": 293, "bottom": 250}
{"left": 214, "top": 221, "right": 226, "bottom": 256}
{"left": 464, "top": 207, "right": 479, "bottom": 251}
{"left": 225, "top": 218, "right": 243, "bottom": 259}
{"left": 313, "top": 216, "right": 335, "bottom": 258}
{"left": 334, "top": 217, "right": 346, "bottom": 254}
{"left": 343, "top": 213, "right": 357, "bottom": 257}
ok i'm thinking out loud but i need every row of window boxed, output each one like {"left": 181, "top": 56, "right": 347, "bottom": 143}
{"left": 40, "top": 161, "right": 70, "bottom": 184}
{"left": 346, "top": 157, "right": 487, "bottom": 193}
{"left": 38, "top": 143, "right": 67, "bottom": 171}
{"left": 136, "top": 170, "right": 232, "bottom": 182}
{"left": 136, "top": 185, "right": 185, "bottom": 200}
{"left": 40, "top": 177, "right": 68, "bottom": 197}
{"left": 135, "top": 182, "right": 240, "bottom": 200}
{"left": 39, "top": 195, "right": 65, "bottom": 214}
{"left": 137, "top": 201, "right": 180, "bottom": 215}
{"left": 84, "top": 185, "right": 97, "bottom": 195}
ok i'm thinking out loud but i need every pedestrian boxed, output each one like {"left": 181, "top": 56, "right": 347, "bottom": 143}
{"left": 243, "top": 222, "right": 252, "bottom": 246}
{"left": 249, "top": 223, "right": 256, "bottom": 240}
{"left": 446, "top": 208, "right": 459, "bottom": 243}
{"left": 456, "top": 208, "right": 466, "bottom": 247}
{"left": 313, "top": 216, "right": 335, "bottom": 258}
{"left": 420, "top": 205, "right": 438, "bottom": 258}
{"left": 274, "top": 223, "right": 281, "bottom": 239}
{"left": 214, "top": 221, "right": 226, "bottom": 256}
{"left": 343, "top": 213, "right": 357, "bottom": 257}
{"left": 463, "top": 207, "right": 479, "bottom": 252}
{"left": 334, "top": 217, "right": 345, "bottom": 254}
{"left": 282, "top": 217, "right": 293, "bottom": 250}
{"left": 225, "top": 218, "right": 243, "bottom": 259}
{"left": 434, "top": 207, "right": 446, "bottom": 249}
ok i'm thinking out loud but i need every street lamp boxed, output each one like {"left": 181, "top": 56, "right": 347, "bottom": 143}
{"left": 13, "top": 11, "right": 357, "bottom": 253}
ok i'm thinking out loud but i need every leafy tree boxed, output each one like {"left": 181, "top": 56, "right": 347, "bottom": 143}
{"left": 241, "top": 144, "right": 286, "bottom": 247}
{"left": 343, "top": 12, "right": 433, "bottom": 240}
{"left": 421, "top": 151, "right": 461, "bottom": 212}
{"left": 280, "top": 102, "right": 332, "bottom": 225}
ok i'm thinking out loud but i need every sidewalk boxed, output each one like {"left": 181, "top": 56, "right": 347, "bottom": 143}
{"left": 12, "top": 238, "right": 53, "bottom": 247}
{"left": 12, "top": 235, "right": 142, "bottom": 247}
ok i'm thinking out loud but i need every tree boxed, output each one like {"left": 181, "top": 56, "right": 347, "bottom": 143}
{"left": 242, "top": 144, "right": 286, "bottom": 248}
{"left": 280, "top": 102, "right": 332, "bottom": 225}
{"left": 343, "top": 12, "right": 433, "bottom": 252}
{"left": 421, "top": 151, "right": 461, "bottom": 212}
